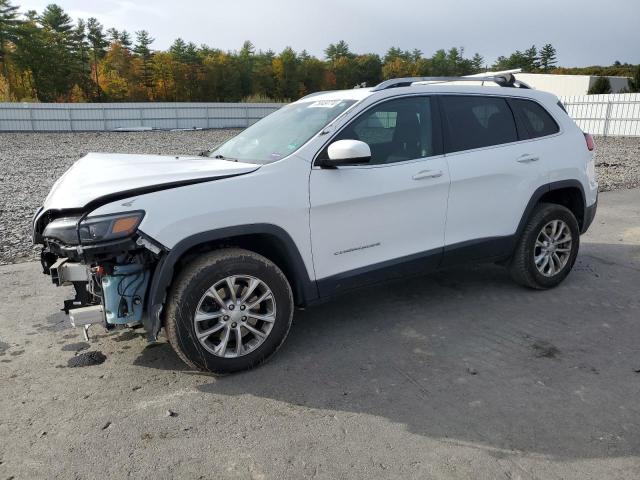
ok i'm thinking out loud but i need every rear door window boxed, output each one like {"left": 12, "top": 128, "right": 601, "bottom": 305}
{"left": 510, "top": 99, "right": 560, "bottom": 139}
{"left": 441, "top": 96, "right": 518, "bottom": 153}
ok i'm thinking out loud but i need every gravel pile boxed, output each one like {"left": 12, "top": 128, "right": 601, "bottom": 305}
{"left": 0, "top": 131, "right": 638, "bottom": 265}
{"left": 593, "top": 136, "right": 640, "bottom": 191}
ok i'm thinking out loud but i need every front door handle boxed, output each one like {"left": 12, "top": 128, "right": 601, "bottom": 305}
{"left": 413, "top": 169, "right": 443, "bottom": 180}
{"left": 517, "top": 154, "right": 540, "bottom": 163}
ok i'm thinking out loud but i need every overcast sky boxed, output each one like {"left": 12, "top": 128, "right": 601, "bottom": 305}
{"left": 17, "top": 0, "right": 640, "bottom": 66}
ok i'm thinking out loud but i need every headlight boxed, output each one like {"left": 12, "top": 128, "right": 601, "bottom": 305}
{"left": 42, "top": 216, "right": 82, "bottom": 244}
{"left": 43, "top": 211, "right": 144, "bottom": 245}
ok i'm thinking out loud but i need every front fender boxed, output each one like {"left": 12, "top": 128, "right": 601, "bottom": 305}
{"left": 144, "top": 224, "right": 318, "bottom": 339}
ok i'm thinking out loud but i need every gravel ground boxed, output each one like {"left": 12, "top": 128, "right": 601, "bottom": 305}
{"left": 0, "top": 131, "right": 638, "bottom": 265}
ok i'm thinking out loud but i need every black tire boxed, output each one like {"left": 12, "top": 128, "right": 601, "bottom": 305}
{"left": 165, "top": 248, "right": 294, "bottom": 374}
{"left": 509, "top": 202, "right": 580, "bottom": 289}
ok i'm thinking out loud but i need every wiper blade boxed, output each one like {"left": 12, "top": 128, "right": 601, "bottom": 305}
{"left": 213, "top": 154, "right": 238, "bottom": 162}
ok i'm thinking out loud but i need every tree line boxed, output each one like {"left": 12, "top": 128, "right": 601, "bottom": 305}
{"left": 0, "top": 1, "right": 638, "bottom": 103}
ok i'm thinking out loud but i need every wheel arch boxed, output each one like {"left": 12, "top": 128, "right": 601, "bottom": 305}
{"left": 517, "top": 180, "right": 587, "bottom": 240}
{"left": 144, "top": 224, "right": 318, "bottom": 339}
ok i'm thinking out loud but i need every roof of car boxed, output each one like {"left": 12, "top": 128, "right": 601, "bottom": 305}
{"left": 298, "top": 81, "right": 558, "bottom": 105}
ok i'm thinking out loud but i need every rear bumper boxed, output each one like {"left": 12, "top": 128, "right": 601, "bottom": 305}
{"left": 582, "top": 195, "right": 598, "bottom": 234}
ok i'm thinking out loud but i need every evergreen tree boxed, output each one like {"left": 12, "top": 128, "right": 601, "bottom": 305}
{"left": 324, "top": 40, "right": 352, "bottom": 62}
{"left": 627, "top": 65, "right": 640, "bottom": 93}
{"left": 107, "top": 28, "right": 120, "bottom": 44}
{"left": 134, "top": 30, "right": 154, "bottom": 92}
{"left": 119, "top": 30, "right": 132, "bottom": 52}
{"left": 39, "top": 4, "right": 76, "bottom": 99}
{"left": 40, "top": 4, "right": 72, "bottom": 35}
{"left": 273, "top": 46, "right": 299, "bottom": 99}
{"left": 238, "top": 40, "right": 255, "bottom": 98}
{"left": 523, "top": 45, "right": 539, "bottom": 72}
{"left": 169, "top": 38, "right": 188, "bottom": 61}
{"left": 539, "top": 44, "right": 557, "bottom": 72}
{"left": 355, "top": 54, "right": 382, "bottom": 87}
{"left": 70, "top": 19, "right": 90, "bottom": 97}
{"left": 87, "top": 17, "right": 108, "bottom": 99}
{"left": 471, "top": 53, "right": 484, "bottom": 73}
{"left": 0, "top": 0, "right": 21, "bottom": 90}
{"left": 588, "top": 76, "right": 612, "bottom": 95}
{"left": 12, "top": 13, "right": 57, "bottom": 100}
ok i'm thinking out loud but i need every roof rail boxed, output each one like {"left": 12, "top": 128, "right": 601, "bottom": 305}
{"left": 371, "top": 70, "right": 531, "bottom": 92}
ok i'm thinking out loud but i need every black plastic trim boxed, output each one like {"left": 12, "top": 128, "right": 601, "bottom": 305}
{"left": 441, "top": 236, "right": 515, "bottom": 267}
{"left": 516, "top": 180, "right": 587, "bottom": 239}
{"left": 317, "top": 247, "right": 443, "bottom": 297}
{"left": 582, "top": 194, "right": 598, "bottom": 234}
{"left": 145, "top": 224, "right": 318, "bottom": 338}
{"left": 316, "top": 155, "right": 371, "bottom": 169}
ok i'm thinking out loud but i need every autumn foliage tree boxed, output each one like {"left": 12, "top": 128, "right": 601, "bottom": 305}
{"left": 0, "top": 2, "right": 636, "bottom": 103}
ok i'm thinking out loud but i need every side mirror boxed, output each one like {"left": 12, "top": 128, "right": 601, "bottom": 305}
{"left": 319, "top": 140, "right": 371, "bottom": 168}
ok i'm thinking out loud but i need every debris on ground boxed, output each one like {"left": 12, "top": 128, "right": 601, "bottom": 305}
{"left": 66, "top": 351, "right": 107, "bottom": 368}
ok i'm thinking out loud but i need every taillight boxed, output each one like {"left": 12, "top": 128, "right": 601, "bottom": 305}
{"left": 584, "top": 133, "right": 595, "bottom": 151}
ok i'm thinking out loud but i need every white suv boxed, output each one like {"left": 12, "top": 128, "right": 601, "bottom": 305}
{"left": 33, "top": 73, "right": 598, "bottom": 374}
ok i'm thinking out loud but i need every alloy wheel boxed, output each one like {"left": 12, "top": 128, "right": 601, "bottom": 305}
{"left": 534, "top": 219, "right": 573, "bottom": 277}
{"left": 193, "top": 275, "right": 276, "bottom": 358}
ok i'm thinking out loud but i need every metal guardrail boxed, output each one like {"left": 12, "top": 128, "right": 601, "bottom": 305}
{"left": 559, "top": 93, "right": 640, "bottom": 137}
{"left": 0, "top": 102, "right": 284, "bottom": 132}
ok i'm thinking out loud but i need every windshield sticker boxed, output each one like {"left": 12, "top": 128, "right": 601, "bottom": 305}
{"left": 309, "top": 100, "right": 342, "bottom": 108}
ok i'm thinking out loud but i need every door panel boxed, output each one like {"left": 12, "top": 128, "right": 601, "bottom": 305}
{"left": 440, "top": 95, "right": 548, "bottom": 255}
{"left": 309, "top": 95, "right": 450, "bottom": 285}
{"left": 310, "top": 158, "right": 450, "bottom": 281}
{"left": 444, "top": 145, "right": 546, "bottom": 246}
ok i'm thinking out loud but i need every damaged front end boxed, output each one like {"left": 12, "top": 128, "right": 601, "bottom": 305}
{"left": 34, "top": 209, "right": 164, "bottom": 339}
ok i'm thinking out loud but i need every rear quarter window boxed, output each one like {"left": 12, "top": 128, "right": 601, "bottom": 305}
{"left": 511, "top": 99, "right": 560, "bottom": 139}
{"left": 441, "top": 95, "right": 518, "bottom": 153}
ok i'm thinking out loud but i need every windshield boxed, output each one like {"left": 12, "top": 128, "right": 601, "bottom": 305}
{"left": 209, "top": 99, "right": 357, "bottom": 164}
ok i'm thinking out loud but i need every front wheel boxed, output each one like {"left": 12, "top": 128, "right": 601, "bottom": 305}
{"left": 164, "top": 248, "right": 294, "bottom": 374}
{"left": 509, "top": 203, "right": 580, "bottom": 289}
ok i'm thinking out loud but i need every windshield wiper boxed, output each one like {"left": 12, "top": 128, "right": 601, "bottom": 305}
{"left": 212, "top": 154, "right": 238, "bottom": 162}
{"left": 196, "top": 150, "right": 237, "bottom": 161}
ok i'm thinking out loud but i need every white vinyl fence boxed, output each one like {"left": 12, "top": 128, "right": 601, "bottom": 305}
{"left": 0, "top": 102, "right": 283, "bottom": 132}
{"left": 0, "top": 94, "right": 639, "bottom": 136}
{"left": 559, "top": 93, "right": 640, "bottom": 137}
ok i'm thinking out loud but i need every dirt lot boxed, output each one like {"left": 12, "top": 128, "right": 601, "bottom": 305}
{"left": 1, "top": 188, "right": 640, "bottom": 480}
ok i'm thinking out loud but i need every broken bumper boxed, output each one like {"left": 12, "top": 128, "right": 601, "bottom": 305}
{"left": 45, "top": 254, "right": 151, "bottom": 330}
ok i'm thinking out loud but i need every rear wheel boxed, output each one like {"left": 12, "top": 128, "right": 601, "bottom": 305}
{"left": 165, "top": 248, "right": 294, "bottom": 374}
{"left": 509, "top": 203, "right": 580, "bottom": 289}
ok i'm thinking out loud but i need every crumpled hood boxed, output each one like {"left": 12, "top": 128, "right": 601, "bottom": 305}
{"left": 42, "top": 152, "right": 261, "bottom": 211}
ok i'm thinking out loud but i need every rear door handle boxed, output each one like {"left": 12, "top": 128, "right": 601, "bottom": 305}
{"left": 413, "top": 169, "right": 443, "bottom": 180}
{"left": 517, "top": 154, "right": 540, "bottom": 163}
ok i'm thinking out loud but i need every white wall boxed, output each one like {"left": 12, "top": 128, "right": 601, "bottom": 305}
{"left": 517, "top": 73, "right": 630, "bottom": 96}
